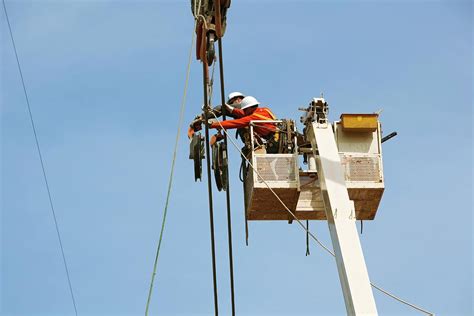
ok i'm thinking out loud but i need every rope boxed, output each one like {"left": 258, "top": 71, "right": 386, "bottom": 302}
{"left": 2, "top": 1, "right": 78, "bottom": 315}
{"left": 192, "top": 0, "right": 208, "bottom": 29}
{"left": 144, "top": 21, "right": 197, "bottom": 316}
{"left": 211, "top": 112, "right": 435, "bottom": 316}
{"left": 208, "top": 60, "right": 217, "bottom": 103}
{"left": 305, "top": 220, "right": 310, "bottom": 256}
{"left": 370, "top": 283, "right": 434, "bottom": 315}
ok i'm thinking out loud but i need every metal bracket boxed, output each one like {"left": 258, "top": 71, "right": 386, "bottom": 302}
{"left": 300, "top": 97, "right": 329, "bottom": 127}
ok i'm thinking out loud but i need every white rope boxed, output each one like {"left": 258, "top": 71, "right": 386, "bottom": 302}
{"left": 144, "top": 3, "right": 204, "bottom": 313}
{"left": 192, "top": 0, "right": 208, "bottom": 31}
{"left": 370, "top": 283, "right": 434, "bottom": 315}
{"left": 210, "top": 112, "right": 434, "bottom": 316}
{"left": 208, "top": 61, "right": 217, "bottom": 103}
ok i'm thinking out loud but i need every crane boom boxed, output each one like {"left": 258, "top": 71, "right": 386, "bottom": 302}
{"left": 305, "top": 102, "right": 378, "bottom": 315}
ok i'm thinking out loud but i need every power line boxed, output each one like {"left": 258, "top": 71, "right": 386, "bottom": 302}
{"left": 217, "top": 38, "right": 236, "bottom": 316}
{"left": 2, "top": 1, "right": 78, "bottom": 315}
{"left": 203, "top": 56, "right": 220, "bottom": 316}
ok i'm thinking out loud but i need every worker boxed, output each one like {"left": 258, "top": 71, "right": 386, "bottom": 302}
{"left": 228, "top": 91, "right": 245, "bottom": 107}
{"left": 210, "top": 96, "right": 276, "bottom": 135}
{"left": 211, "top": 91, "right": 246, "bottom": 118}
{"left": 188, "top": 91, "right": 245, "bottom": 141}
{"left": 209, "top": 96, "right": 279, "bottom": 153}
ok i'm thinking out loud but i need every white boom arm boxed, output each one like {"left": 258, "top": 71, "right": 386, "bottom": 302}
{"left": 309, "top": 122, "right": 378, "bottom": 315}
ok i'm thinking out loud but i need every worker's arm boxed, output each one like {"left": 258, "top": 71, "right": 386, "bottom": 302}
{"left": 210, "top": 113, "right": 256, "bottom": 130}
{"left": 210, "top": 104, "right": 244, "bottom": 118}
{"left": 217, "top": 104, "right": 245, "bottom": 118}
{"left": 228, "top": 106, "right": 245, "bottom": 118}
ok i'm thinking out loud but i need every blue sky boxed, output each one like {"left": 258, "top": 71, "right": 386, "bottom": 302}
{"left": 1, "top": 1, "right": 472, "bottom": 315}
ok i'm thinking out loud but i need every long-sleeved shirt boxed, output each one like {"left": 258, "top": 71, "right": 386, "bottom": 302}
{"left": 210, "top": 107, "right": 277, "bottom": 137}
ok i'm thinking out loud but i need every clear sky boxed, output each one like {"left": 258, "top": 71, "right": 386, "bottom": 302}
{"left": 1, "top": 1, "right": 472, "bottom": 315}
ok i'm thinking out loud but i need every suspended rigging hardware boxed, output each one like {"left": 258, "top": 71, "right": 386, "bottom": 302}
{"left": 2, "top": 1, "right": 78, "bottom": 315}
{"left": 190, "top": 131, "right": 205, "bottom": 181}
{"left": 212, "top": 139, "right": 228, "bottom": 191}
{"left": 211, "top": 141, "right": 222, "bottom": 189}
{"left": 192, "top": 0, "right": 231, "bottom": 65}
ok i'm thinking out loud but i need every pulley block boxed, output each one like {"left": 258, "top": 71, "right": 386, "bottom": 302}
{"left": 191, "top": 0, "right": 232, "bottom": 64}
{"left": 211, "top": 141, "right": 228, "bottom": 191}
{"left": 189, "top": 132, "right": 205, "bottom": 181}
{"left": 206, "top": 32, "right": 216, "bottom": 66}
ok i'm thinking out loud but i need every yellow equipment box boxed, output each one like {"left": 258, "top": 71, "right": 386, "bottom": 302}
{"left": 340, "top": 114, "right": 379, "bottom": 132}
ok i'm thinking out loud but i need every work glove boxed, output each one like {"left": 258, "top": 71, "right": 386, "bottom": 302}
{"left": 224, "top": 103, "right": 235, "bottom": 114}
{"left": 211, "top": 105, "right": 223, "bottom": 117}
{"left": 209, "top": 104, "right": 234, "bottom": 117}
{"left": 210, "top": 132, "right": 224, "bottom": 146}
{"left": 190, "top": 115, "right": 203, "bottom": 132}
{"left": 207, "top": 118, "right": 219, "bottom": 128}
{"left": 187, "top": 126, "right": 195, "bottom": 139}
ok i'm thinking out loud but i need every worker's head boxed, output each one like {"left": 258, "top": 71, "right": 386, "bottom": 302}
{"left": 227, "top": 91, "right": 245, "bottom": 107}
{"left": 240, "top": 96, "right": 260, "bottom": 115}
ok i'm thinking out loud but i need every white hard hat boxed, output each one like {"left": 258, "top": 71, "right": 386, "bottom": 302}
{"left": 240, "top": 96, "right": 260, "bottom": 110}
{"left": 227, "top": 91, "right": 245, "bottom": 103}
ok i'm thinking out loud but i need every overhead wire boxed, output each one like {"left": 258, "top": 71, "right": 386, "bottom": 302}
{"left": 146, "top": 1, "right": 221, "bottom": 314}
{"left": 202, "top": 54, "right": 220, "bottom": 316}
{"left": 194, "top": 4, "right": 220, "bottom": 315}
{"left": 210, "top": 113, "right": 435, "bottom": 316}
{"left": 144, "top": 14, "right": 198, "bottom": 316}
{"left": 217, "top": 38, "right": 236, "bottom": 316}
{"left": 2, "top": 1, "right": 79, "bottom": 315}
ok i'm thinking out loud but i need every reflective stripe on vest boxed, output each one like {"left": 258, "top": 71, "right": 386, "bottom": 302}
{"left": 252, "top": 108, "right": 276, "bottom": 121}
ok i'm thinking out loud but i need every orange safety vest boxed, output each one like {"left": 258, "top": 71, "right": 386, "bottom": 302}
{"left": 213, "top": 107, "right": 277, "bottom": 137}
